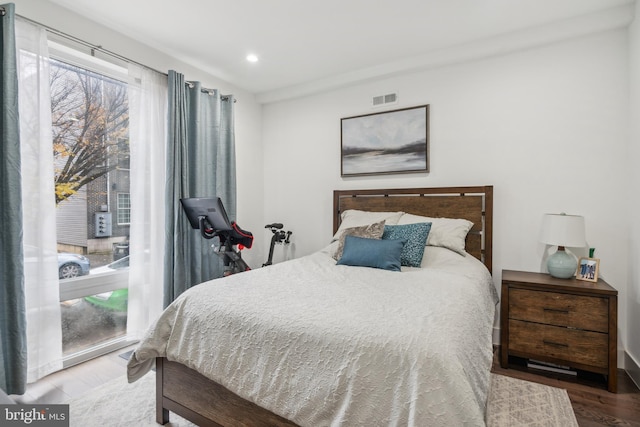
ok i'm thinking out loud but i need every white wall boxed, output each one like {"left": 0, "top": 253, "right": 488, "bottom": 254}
{"left": 13, "top": 0, "right": 266, "bottom": 266}
{"left": 263, "top": 30, "right": 631, "bottom": 355}
{"left": 627, "top": 1, "right": 640, "bottom": 384}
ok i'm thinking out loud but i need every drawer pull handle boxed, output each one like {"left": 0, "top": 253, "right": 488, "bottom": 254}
{"left": 543, "top": 340, "right": 569, "bottom": 348}
{"left": 543, "top": 308, "right": 569, "bottom": 314}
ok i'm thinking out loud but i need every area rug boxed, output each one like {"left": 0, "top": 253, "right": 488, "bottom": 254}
{"left": 486, "top": 374, "right": 578, "bottom": 427}
{"left": 67, "top": 373, "right": 578, "bottom": 426}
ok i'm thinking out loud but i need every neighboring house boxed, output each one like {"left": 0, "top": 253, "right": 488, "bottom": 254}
{"left": 55, "top": 187, "right": 87, "bottom": 254}
{"left": 56, "top": 166, "right": 130, "bottom": 255}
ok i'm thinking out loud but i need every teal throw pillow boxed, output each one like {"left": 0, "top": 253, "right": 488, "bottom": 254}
{"left": 382, "top": 222, "right": 432, "bottom": 267}
{"left": 336, "top": 235, "right": 406, "bottom": 272}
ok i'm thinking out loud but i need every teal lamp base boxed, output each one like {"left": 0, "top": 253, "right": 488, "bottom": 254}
{"left": 547, "top": 247, "right": 577, "bottom": 279}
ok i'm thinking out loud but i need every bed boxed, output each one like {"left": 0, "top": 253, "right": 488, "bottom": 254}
{"left": 127, "top": 185, "right": 496, "bottom": 426}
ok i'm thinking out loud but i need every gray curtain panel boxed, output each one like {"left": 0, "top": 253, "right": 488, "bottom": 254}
{"left": 0, "top": 2, "right": 28, "bottom": 395}
{"left": 164, "top": 70, "right": 237, "bottom": 307}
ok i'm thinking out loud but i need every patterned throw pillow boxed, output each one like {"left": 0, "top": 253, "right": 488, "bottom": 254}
{"left": 333, "top": 220, "right": 386, "bottom": 260}
{"left": 332, "top": 210, "right": 403, "bottom": 242}
{"left": 397, "top": 214, "right": 472, "bottom": 256}
{"left": 382, "top": 222, "right": 432, "bottom": 267}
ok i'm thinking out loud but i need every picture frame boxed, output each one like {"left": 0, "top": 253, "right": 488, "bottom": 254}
{"left": 341, "top": 104, "right": 429, "bottom": 177}
{"left": 576, "top": 257, "right": 599, "bottom": 282}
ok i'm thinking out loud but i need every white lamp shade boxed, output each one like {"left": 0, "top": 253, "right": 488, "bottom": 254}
{"left": 539, "top": 213, "right": 586, "bottom": 247}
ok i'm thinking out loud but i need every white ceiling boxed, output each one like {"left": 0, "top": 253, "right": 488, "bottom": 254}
{"left": 47, "top": 0, "right": 634, "bottom": 102}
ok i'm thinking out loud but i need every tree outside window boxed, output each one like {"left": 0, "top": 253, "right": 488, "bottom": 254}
{"left": 50, "top": 58, "right": 130, "bottom": 256}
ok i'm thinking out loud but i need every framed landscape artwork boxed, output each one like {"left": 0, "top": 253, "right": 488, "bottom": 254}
{"left": 341, "top": 104, "right": 429, "bottom": 177}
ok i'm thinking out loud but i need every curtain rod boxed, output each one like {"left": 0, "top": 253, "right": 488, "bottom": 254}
{"left": 186, "top": 83, "right": 234, "bottom": 102}
{"left": 11, "top": 12, "right": 236, "bottom": 102}
{"left": 16, "top": 13, "right": 168, "bottom": 77}
{"left": 16, "top": 13, "right": 236, "bottom": 102}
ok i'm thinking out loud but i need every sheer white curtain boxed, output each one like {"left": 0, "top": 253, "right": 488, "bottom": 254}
{"left": 126, "top": 64, "right": 168, "bottom": 338}
{"left": 15, "top": 18, "right": 63, "bottom": 382}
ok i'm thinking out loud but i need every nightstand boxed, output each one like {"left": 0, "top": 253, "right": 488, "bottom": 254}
{"left": 500, "top": 269, "right": 618, "bottom": 392}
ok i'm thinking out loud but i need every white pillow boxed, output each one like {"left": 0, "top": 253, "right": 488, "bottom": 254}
{"left": 398, "top": 213, "right": 473, "bottom": 256}
{"left": 332, "top": 209, "right": 403, "bottom": 242}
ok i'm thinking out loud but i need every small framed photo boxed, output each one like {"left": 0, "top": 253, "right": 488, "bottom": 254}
{"left": 577, "top": 257, "right": 599, "bottom": 282}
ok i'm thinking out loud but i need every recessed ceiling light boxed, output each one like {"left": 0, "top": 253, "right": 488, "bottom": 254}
{"left": 246, "top": 54, "right": 259, "bottom": 63}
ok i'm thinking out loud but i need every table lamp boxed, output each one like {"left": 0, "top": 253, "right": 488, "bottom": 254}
{"left": 539, "top": 213, "right": 586, "bottom": 279}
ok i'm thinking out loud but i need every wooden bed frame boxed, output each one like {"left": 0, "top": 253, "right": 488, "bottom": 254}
{"left": 155, "top": 185, "right": 494, "bottom": 426}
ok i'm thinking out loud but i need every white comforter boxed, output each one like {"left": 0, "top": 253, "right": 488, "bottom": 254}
{"left": 127, "top": 245, "right": 498, "bottom": 426}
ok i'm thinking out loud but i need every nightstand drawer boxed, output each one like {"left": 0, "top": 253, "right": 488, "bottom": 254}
{"left": 509, "top": 319, "right": 608, "bottom": 368}
{"left": 509, "top": 288, "right": 608, "bottom": 332}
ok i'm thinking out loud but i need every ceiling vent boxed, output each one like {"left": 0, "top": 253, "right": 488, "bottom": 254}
{"left": 372, "top": 92, "right": 398, "bottom": 107}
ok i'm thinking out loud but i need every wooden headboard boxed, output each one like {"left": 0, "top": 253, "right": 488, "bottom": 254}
{"left": 333, "top": 186, "right": 493, "bottom": 273}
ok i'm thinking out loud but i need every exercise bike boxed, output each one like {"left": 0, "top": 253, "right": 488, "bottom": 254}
{"left": 180, "top": 197, "right": 253, "bottom": 276}
{"left": 263, "top": 223, "right": 292, "bottom": 267}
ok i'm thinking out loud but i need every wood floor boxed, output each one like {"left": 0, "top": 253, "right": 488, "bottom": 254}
{"left": 492, "top": 349, "right": 640, "bottom": 426}
{"left": 10, "top": 345, "right": 135, "bottom": 405}
{"left": 11, "top": 345, "right": 640, "bottom": 426}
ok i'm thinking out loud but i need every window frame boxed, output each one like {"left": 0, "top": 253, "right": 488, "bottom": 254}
{"left": 49, "top": 39, "right": 135, "bottom": 366}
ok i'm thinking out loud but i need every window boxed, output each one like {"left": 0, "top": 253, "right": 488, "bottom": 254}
{"left": 117, "top": 193, "right": 131, "bottom": 225}
{"left": 48, "top": 46, "right": 134, "bottom": 363}
{"left": 117, "top": 138, "right": 130, "bottom": 170}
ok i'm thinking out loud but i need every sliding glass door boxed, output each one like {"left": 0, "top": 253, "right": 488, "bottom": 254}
{"left": 51, "top": 54, "right": 134, "bottom": 365}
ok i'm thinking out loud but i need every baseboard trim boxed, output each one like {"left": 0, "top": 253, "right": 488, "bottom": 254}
{"left": 624, "top": 350, "right": 640, "bottom": 389}
{"left": 493, "top": 326, "right": 500, "bottom": 347}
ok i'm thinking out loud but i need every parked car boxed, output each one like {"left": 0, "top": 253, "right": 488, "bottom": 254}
{"left": 85, "top": 256, "right": 129, "bottom": 313}
{"left": 58, "top": 253, "right": 91, "bottom": 279}
{"left": 89, "top": 255, "right": 129, "bottom": 275}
